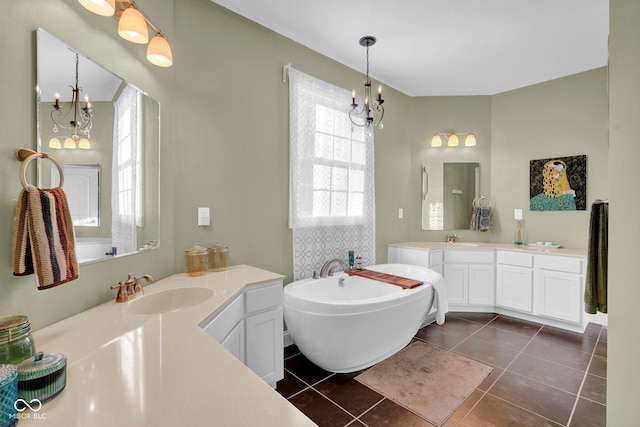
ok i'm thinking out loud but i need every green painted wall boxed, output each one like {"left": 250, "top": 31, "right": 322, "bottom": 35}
{"left": 171, "top": 0, "right": 413, "bottom": 283}
{"left": 490, "top": 69, "right": 609, "bottom": 248}
{"left": 608, "top": 0, "right": 640, "bottom": 423}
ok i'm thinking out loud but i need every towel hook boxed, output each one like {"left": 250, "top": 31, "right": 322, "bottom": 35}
{"left": 15, "top": 148, "right": 64, "bottom": 190}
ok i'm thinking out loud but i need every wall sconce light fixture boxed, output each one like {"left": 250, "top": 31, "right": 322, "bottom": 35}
{"left": 77, "top": 0, "right": 173, "bottom": 67}
{"left": 430, "top": 132, "right": 477, "bottom": 148}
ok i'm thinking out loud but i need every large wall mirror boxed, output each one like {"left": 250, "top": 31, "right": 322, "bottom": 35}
{"left": 36, "top": 28, "right": 160, "bottom": 264}
{"left": 422, "top": 162, "right": 480, "bottom": 231}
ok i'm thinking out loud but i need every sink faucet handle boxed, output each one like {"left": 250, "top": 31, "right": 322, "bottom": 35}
{"left": 110, "top": 282, "right": 129, "bottom": 303}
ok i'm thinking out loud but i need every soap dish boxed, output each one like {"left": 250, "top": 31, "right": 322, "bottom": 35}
{"left": 17, "top": 352, "right": 66, "bottom": 404}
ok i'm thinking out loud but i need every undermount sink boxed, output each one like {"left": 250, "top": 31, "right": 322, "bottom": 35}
{"left": 447, "top": 242, "right": 480, "bottom": 247}
{"left": 127, "top": 287, "right": 214, "bottom": 315}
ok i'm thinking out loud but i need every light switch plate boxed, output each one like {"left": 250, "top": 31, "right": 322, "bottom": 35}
{"left": 198, "top": 207, "right": 210, "bottom": 226}
{"left": 514, "top": 208, "right": 523, "bottom": 220}
{"left": 398, "top": 208, "right": 404, "bottom": 219}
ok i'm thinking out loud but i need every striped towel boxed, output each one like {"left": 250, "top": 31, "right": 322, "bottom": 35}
{"left": 13, "top": 187, "right": 78, "bottom": 290}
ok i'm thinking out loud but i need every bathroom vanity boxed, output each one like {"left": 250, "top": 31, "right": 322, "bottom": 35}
{"left": 389, "top": 242, "right": 591, "bottom": 332}
{"left": 21, "top": 265, "right": 313, "bottom": 427}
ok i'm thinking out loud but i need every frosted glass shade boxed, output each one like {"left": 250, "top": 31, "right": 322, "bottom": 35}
{"left": 78, "top": 138, "right": 91, "bottom": 149}
{"left": 465, "top": 133, "right": 477, "bottom": 146}
{"left": 447, "top": 134, "right": 459, "bottom": 147}
{"left": 63, "top": 137, "right": 77, "bottom": 149}
{"left": 78, "top": 0, "right": 115, "bottom": 17}
{"left": 49, "top": 137, "right": 62, "bottom": 149}
{"left": 430, "top": 134, "right": 443, "bottom": 147}
{"left": 118, "top": 7, "right": 149, "bottom": 44}
{"left": 147, "top": 34, "right": 173, "bottom": 67}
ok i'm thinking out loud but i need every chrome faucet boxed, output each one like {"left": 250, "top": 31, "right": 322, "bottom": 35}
{"left": 446, "top": 234, "right": 459, "bottom": 243}
{"left": 319, "top": 259, "right": 346, "bottom": 278}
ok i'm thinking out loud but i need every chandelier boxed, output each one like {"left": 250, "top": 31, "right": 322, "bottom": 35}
{"left": 349, "top": 36, "right": 385, "bottom": 130}
{"left": 49, "top": 53, "right": 93, "bottom": 149}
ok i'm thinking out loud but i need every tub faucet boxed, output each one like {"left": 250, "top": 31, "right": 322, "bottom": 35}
{"left": 319, "top": 259, "right": 346, "bottom": 278}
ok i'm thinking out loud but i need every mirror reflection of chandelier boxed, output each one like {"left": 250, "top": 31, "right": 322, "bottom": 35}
{"left": 49, "top": 53, "right": 93, "bottom": 150}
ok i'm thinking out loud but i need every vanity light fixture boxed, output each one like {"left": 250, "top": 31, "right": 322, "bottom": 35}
{"left": 430, "top": 132, "right": 477, "bottom": 148}
{"left": 118, "top": 6, "right": 148, "bottom": 44}
{"left": 49, "top": 53, "right": 93, "bottom": 150}
{"left": 77, "top": 0, "right": 115, "bottom": 17}
{"left": 78, "top": 0, "right": 173, "bottom": 67}
{"left": 349, "top": 36, "right": 385, "bottom": 131}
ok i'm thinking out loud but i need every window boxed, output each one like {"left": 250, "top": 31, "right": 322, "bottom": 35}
{"left": 289, "top": 68, "right": 375, "bottom": 229}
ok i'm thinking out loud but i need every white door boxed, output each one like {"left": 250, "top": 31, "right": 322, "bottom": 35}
{"left": 468, "top": 264, "right": 495, "bottom": 305}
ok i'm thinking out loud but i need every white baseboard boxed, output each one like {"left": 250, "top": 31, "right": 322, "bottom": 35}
{"left": 587, "top": 311, "right": 608, "bottom": 327}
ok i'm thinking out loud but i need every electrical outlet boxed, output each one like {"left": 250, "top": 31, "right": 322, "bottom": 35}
{"left": 198, "top": 207, "right": 210, "bottom": 226}
{"left": 514, "top": 208, "right": 523, "bottom": 220}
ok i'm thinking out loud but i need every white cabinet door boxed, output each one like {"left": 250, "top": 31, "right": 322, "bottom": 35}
{"left": 220, "top": 319, "right": 245, "bottom": 363}
{"left": 468, "top": 264, "right": 495, "bottom": 305}
{"left": 246, "top": 307, "right": 284, "bottom": 388}
{"left": 443, "top": 264, "right": 468, "bottom": 304}
{"left": 496, "top": 265, "right": 533, "bottom": 313}
{"left": 535, "top": 270, "right": 583, "bottom": 323}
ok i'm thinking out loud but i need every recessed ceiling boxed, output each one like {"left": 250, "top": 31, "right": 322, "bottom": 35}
{"left": 209, "top": 0, "right": 609, "bottom": 96}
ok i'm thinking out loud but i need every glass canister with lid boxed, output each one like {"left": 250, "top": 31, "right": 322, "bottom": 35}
{"left": 185, "top": 243, "right": 209, "bottom": 276}
{"left": 0, "top": 315, "right": 35, "bottom": 365}
{"left": 208, "top": 242, "right": 228, "bottom": 272}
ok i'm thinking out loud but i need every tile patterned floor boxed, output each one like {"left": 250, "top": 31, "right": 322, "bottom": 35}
{"left": 276, "top": 313, "right": 606, "bottom": 427}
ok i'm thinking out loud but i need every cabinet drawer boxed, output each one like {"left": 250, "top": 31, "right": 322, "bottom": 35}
{"left": 536, "top": 255, "right": 584, "bottom": 274}
{"left": 202, "top": 293, "right": 244, "bottom": 342}
{"left": 444, "top": 250, "right": 494, "bottom": 264}
{"left": 497, "top": 251, "right": 533, "bottom": 268}
{"left": 429, "top": 250, "right": 443, "bottom": 266}
{"left": 245, "top": 282, "right": 283, "bottom": 314}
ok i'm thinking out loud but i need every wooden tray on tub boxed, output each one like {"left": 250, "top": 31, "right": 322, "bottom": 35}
{"left": 347, "top": 269, "right": 423, "bottom": 289}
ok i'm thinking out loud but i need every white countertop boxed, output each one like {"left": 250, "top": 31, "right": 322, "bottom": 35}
{"left": 389, "top": 241, "right": 587, "bottom": 257}
{"left": 21, "top": 265, "right": 316, "bottom": 427}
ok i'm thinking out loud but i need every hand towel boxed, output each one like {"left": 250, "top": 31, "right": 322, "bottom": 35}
{"left": 423, "top": 268, "right": 449, "bottom": 325}
{"left": 585, "top": 201, "right": 608, "bottom": 313}
{"left": 13, "top": 187, "right": 78, "bottom": 290}
{"left": 470, "top": 206, "right": 492, "bottom": 232}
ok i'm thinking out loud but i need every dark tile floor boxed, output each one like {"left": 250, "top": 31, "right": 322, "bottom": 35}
{"left": 276, "top": 313, "right": 607, "bottom": 427}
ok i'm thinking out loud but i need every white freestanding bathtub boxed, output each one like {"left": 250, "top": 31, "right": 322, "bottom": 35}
{"left": 284, "top": 263, "right": 444, "bottom": 373}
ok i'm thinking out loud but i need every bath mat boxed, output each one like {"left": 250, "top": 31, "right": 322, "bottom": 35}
{"left": 355, "top": 341, "right": 492, "bottom": 426}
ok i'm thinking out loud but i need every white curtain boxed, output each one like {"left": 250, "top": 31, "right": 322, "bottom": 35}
{"left": 289, "top": 68, "right": 376, "bottom": 279}
{"left": 112, "top": 85, "right": 141, "bottom": 255}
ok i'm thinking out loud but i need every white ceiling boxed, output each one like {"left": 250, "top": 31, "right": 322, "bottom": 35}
{"left": 209, "top": 0, "right": 609, "bottom": 96}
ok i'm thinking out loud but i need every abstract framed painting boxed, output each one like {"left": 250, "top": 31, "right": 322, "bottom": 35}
{"left": 529, "top": 155, "right": 587, "bottom": 211}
